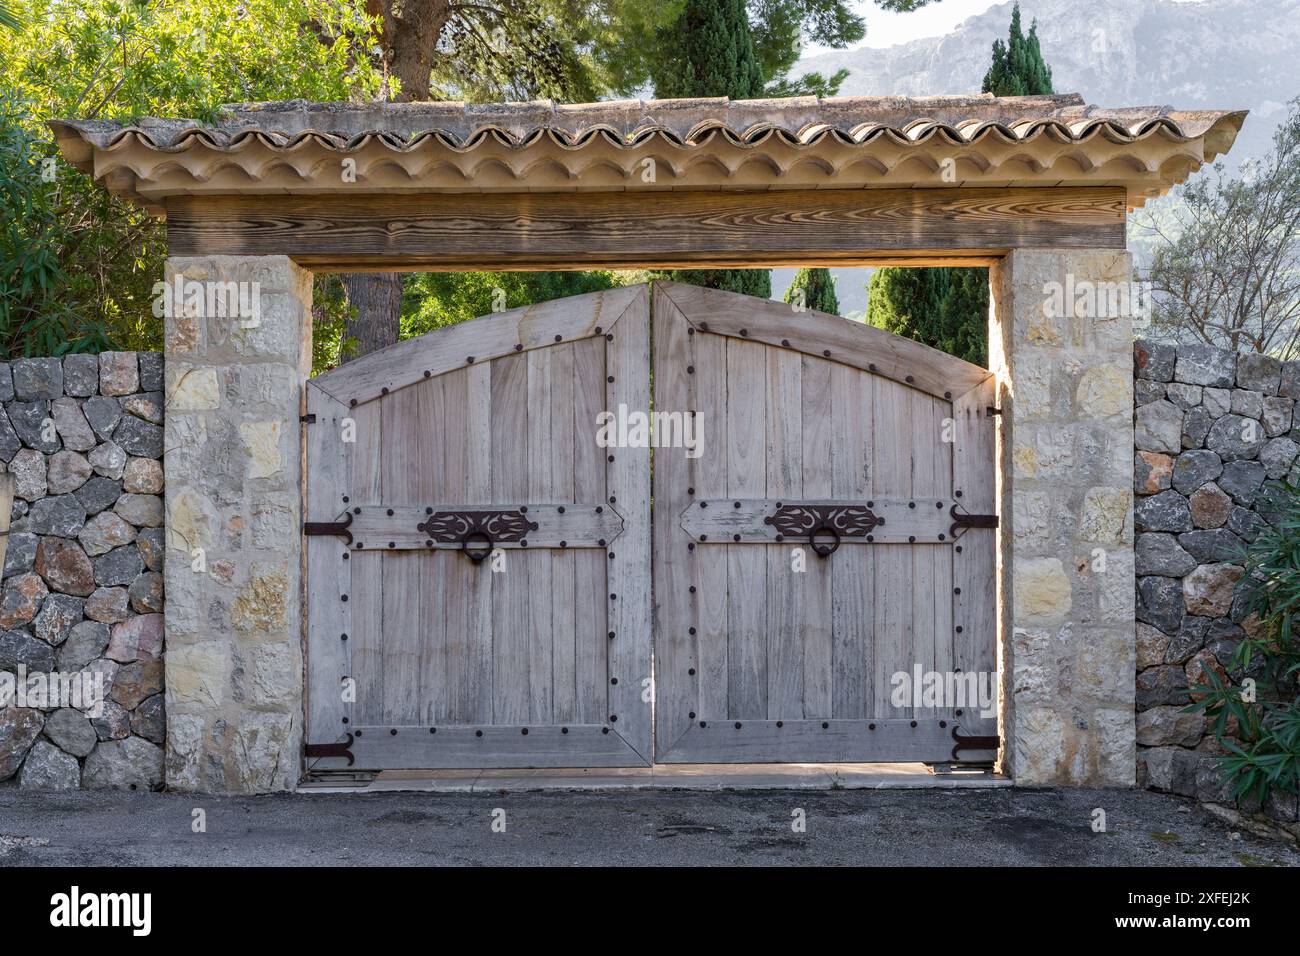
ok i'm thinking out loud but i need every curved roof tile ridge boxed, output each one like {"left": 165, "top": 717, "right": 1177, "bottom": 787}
{"left": 48, "top": 93, "right": 1246, "bottom": 212}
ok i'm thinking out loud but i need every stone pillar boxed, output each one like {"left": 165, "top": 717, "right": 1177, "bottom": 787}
{"left": 162, "top": 256, "right": 312, "bottom": 792}
{"left": 989, "top": 249, "right": 1137, "bottom": 786}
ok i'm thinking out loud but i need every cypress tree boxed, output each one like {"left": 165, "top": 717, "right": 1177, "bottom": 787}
{"left": 784, "top": 267, "right": 840, "bottom": 314}
{"left": 981, "top": 3, "right": 1054, "bottom": 97}
{"left": 652, "top": 0, "right": 770, "bottom": 297}
{"left": 867, "top": 2, "right": 1054, "bottom": 365}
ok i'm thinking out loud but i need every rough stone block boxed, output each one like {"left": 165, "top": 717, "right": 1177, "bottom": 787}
{"left": 1237, "top": 353, "right": 1281, "bottom": 394}
{"left": 98, "top": 352, "right": 139, "bottom": 396}
{"left": 1134, "top": 340, "right": 1175, "bottom": 382}
{"left": 1175, "top": 344, "right": 1235, "bottom": 387}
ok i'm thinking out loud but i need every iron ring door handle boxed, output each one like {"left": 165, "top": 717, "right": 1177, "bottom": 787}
{"left": 461, "top": 530, "right": 494, "bottom": 563}
{"left": 809, "top": 524, "right": 840, "bottom": 557}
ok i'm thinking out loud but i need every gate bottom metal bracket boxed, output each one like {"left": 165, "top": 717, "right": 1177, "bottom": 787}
{"left": 950, "top": 725, "right": 999, "bottom": 762}
{"left": 305, "top": 733, "right": 355, "bottom": 766}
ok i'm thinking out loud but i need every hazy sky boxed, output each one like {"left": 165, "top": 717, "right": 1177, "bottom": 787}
{"left": 809, "top": 0, "right": 1205, "bottom": 54}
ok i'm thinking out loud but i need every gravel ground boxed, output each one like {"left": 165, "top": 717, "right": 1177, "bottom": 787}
{"left": 0, "top": 785, "right": 1296, "bottom": 866}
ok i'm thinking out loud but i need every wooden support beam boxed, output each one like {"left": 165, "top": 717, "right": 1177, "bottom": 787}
{"left": 165, "top": 186, "right": 1126, "bottom": 271}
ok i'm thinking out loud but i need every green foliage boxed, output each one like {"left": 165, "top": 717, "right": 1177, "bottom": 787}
{"left": 599, "top": 0, "right": 868, "bottom": 98}
{"left": 652, "top": 0, "right": 765, "bottom": 100}
{"left": 981, "top": 2, "right": 1053, "bottom": 97}
{"left": 0, "top": 3, "right": 19, "bottom": 31}
{"left": 866, "top": 267, "right": 987, "bottom": 366}
{"left": 866, "top": 1, "right": 1049, "bottom": 367}
{"left": 0, "top": 0, "right": 385, "bottom": 356}
{"left": 651, "top": 0, "right": 769, "bottom": 295}
{"left": 657, "top": 267, "right": 771, "bottom": 298}
{"left": 428, "top": 1, "right": 614, "bottom": 103}
{"left": 784, "top": 267, "right": 838, "bottom": 314}
{"left": 1188, "top": 483, "right": 1300, "bottom": 806}
{"left": 403, "top": 269, "right": 624, "bottom": 338}
{"left": 747, "top": 0, "right": 864, "bottom": 96}
{"left": 0, "top": 93, "right": 108, "bottom": 356}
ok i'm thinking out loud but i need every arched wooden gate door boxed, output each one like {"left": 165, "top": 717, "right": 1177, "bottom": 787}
{"left": 303, "top": 282, "right": 997, "bottom": 772}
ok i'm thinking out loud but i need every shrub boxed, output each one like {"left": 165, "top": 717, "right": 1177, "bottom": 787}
{"left": 1188, "top": 482, "right": 1300, "bottom": 805}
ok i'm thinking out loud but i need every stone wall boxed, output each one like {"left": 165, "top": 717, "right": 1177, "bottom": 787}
{"left": 0, "top": 353, "right": 165, "bottom": 790}
{"left": 991, "top": 249, "right": 1137, "bottom": 787}
{"left": 1133, "top": 339, "right": 1300, "bottom": 837}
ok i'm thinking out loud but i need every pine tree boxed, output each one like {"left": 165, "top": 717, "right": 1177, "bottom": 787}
{"left": 652, "top": 0, "right": 770, "bottom": 297}
{"left": 867, "top": 2, "right": 1053, "bottom": 365}
{"left": 784, "top": 267, "right": 840, "bottom": 314}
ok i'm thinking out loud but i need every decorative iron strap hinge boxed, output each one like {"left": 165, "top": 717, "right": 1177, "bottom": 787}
{"left": 950, "top": 726, "right": 999, "bottom": 762}
{"left": 305, "top": 733, "right": 355, "bottom": 766}
{"left": 764, "top": 504, "right": 882, "bottom": 557}
{"left": 949, "top": 504, "right": 998, "bottom": 539}
{"left": 303, "top": 512, "right": 353, "bottom": 545}
{"left": 417, "top": 509, "right": 539, "bottom": 563}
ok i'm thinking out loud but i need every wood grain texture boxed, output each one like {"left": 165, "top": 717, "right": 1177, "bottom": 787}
{"left": 830, "top": 363, "right": 873, "bottom": 720}
{"left": 800, "top": 355, "right": 834, "bottom": 720}
{"left": 315, "top": 724, "right": 645, "bottom": 770}
{"left": 307, "top": 287, "right": 650, "bottom": 767}
{"left": 650, "top": 283, "right": 998, "bottom": 760}
{"left": 605, "top": 287, "right": 653, "bottom": 762}
{"left": 725, "top": 338, "right": 769, "bottom": 721}
{"left": 304, "top": 383, "right": 352, "bottom": 746}
{"left": 165, "top": 186, "right": 1126, "bottom": 268}
{"left": 952, "top": 377, "right": 999, "bottom": 737}
{"left": 650, "top": 287, "right": 696, "bottom": 756}
{"left": 657, "top": 718, "right": 975, "bottom": 764}
{"left": 572, "top": 336, "right": 608, "bottom": 725}
{"left": 656, "top": 281, "right": 990, "bottom": 402}
{"left": 693, "top": 331, "right": 730, "bottom": 725}
{"left": 310, "top": 285, "right": 642, "bottom": 406}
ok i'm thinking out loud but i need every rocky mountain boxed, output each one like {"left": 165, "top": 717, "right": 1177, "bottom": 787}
{"left": 799, "top": 0, "right": 1294, "bottom": 164}
{"left": 773, "top": 0, "right": 1297, "bottom": 314}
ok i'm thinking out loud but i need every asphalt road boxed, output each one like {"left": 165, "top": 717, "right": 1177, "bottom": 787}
{"left": 0, "top": 786, "right": 1296, "bottom": 866}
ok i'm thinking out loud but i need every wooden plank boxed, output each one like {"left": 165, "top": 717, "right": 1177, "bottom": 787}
{"left": 679, "top": 497, "right": 958, "bottom": 544}
{"left": 909, "top": 393, "right": 940, "bottom": 718}
{"left": 413, "top": 376, "right": 446, "bottom": 726}
{"left": 308, "top": 285, "right": 643, "bottom": 406}
{"left": 871, "top": 377, "right": 912, "bottom": 720}
{"left": 725, "top": 338, "right": 768, "bottom": 720}
{"left": 765, "top": 348, "right": 803, "bottom": 719}
{"left": 799, "top": 354, "right": 833, "bottom": 720}
{"left": 658, "top": 281, "right": 991, "bottom": 402}
{"left": 322, "top": 724, "right": 646, "bottom": 770}
{"left": 526, "top": 349, "right": 555, "bottom": 725}
{"left": 464, "top": 361, "right": 494, "bottom": 724}
{"left": 348, "top": 400, "right": 384, "bottom": 726}
{"left": 344, "top": 503, "right": 623, "bottom": 551}
{"left": 428, "top": 370, "right": 465, "bottom": 726}
{"left": 166, "top": 186, "right": 1127, "bottom": 267}
{"left": 953, "top": 376, "right": 999, "bottom": 737}
{"left": 830, "top": 364, "right": 872, "bottom": 719}
{"left": 571, "top": 336, "right": 608, "bottom": 725}
{"left": 651, "top": 287, "right": 697, "bottom": 754}
{"left": 304, "top": 383, "right": 352, "bottom": 745}
{"left": 607, "top": 287, "right": 652, "bottom": 762}
{"left": 378, "top": 383, "right": 433, "bottom": 725}
{"left": 693, "top": 330, "right": 729, "bottom": 724}
{"left": 491, "top": 350, "right": 532, "bottom": 724}
{"left": 657, "top": 718, "right": 983, "bottom": 764}
{"left": 550, "top": 343, "right": 577, "bottom": 725}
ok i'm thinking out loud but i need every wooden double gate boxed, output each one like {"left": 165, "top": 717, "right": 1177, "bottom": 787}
{"left": 304, "top": 283, "right": 998, "bottom": 771}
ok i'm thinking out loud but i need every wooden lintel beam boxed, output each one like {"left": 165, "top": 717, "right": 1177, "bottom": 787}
{"left": 164, "top": 186, "right": 1126, "bottom": 271}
